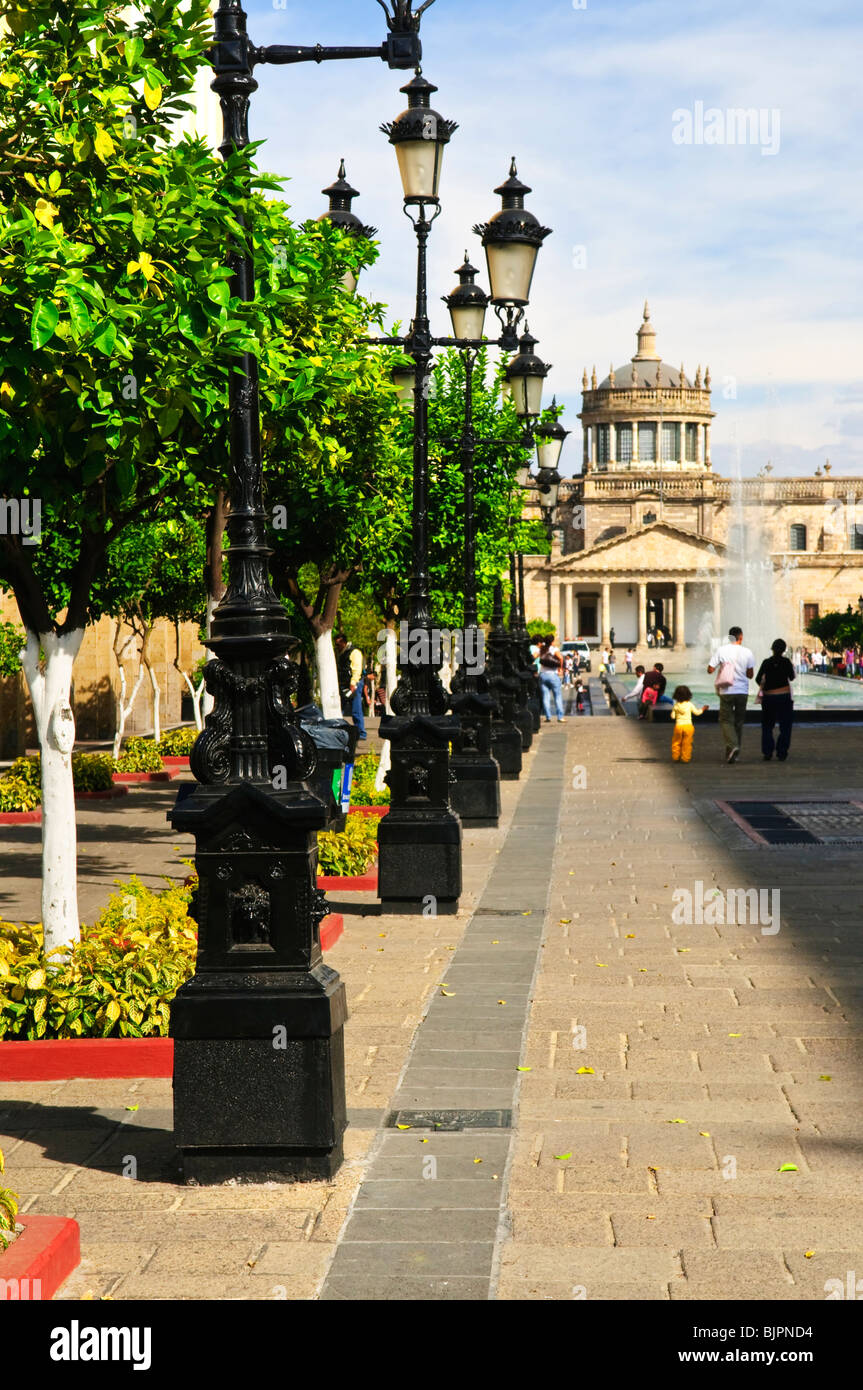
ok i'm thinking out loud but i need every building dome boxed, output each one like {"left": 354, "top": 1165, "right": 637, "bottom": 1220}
{"left": 600, "top": 362, "right": 690, "bottom": 390}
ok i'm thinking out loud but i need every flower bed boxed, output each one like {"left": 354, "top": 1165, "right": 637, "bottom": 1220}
{"left": 111, "top": 770, "right": 172, "bottom": 783}
{"left": 0, "top": 874, "right": 345, "bottom": 1048}
{"left": 318, "top": 815, "right": 378, "bottom": 882}
{"left": 349, "top": 751, "right": 390, "bottom": 808}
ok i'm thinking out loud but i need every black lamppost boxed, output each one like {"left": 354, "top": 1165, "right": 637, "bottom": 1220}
{"left": 169, "top": 0, "right": 438, "bottom": 1186}
{"left": 317, "top": 160, "right": 377, "bottom": 295}
{"left": 442, "top": 259, "right": 502, "bottom": 826}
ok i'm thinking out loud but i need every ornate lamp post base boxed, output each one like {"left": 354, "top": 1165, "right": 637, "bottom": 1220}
{"left": 449, "top": 689, "right": 501, "bottom": 827}
{"left": 170, "top": 780, "right": 347, "bottom": 1184}
{"left": 377, "top": 714, "right": 462, "bottom": 913}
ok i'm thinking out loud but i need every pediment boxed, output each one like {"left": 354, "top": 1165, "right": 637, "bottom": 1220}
{"left": 550, "top": 522, "right": 726, "bottom": 575}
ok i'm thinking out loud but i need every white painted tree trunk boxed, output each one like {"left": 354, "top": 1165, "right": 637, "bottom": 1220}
{"left": 316, "top": 631, "right": 342, "bottom": 720}
{"left": 148, "top": 664, "right": 161, "bottom": 744}
{"left": 201, "top": 594, "right": 219, "bottom": 721}
{"left": 177, "top": 670, "right": 206, "bottom": 731}
{"left": 111, "top": 621, "right": 145, "bottom": 761}
{"left": 19, "top": 629, "right": 84, "bottom": 956}
{"left": 374, "top": 625, "right": 398, "bottom": 794}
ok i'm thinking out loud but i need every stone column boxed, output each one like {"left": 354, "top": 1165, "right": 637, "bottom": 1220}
{"left": 674, "top": 581, "right": 686, "bottom": 649}
{"left": 638, "top": 581, "right": 648, "bottom": 646}
{"left": 582, "top": 425, "right": 589, "bottom": 472}
{"left": 601, "top": 581, "right": 611, "bottom": 645}
{"left": 591, "top": 425, "right": 598, "bottom": 469}
{"left": 609, "top": 422, "right": 616, "bottom": 466}
{"left": 565, "top": 585, "right": 575, "bottom": 639}
{"left": 632, "top": 420, "right": 640, "bottom": 465}
{"left": 696, "top": 423, "right": 703, "bottom": 466}
{"left": 549, "top": 579, "right": 560, "bottom": 629}
{"left": 678, "top": 421, "right": 686, "bottom": 467}
{"left": 705, "top": 423, "right": 712, "bottom": 467}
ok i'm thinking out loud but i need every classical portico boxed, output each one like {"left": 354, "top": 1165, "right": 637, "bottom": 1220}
{"left": 542, "top": 522, "right": 725, "bottom": 649}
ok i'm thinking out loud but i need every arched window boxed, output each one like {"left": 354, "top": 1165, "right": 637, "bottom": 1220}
{"left": 789, "top": 523, "right": 807, "bottom": 551}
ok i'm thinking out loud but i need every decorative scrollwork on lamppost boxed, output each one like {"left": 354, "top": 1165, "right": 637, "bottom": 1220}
{"left": 170, "top": 0, "right": 438, "bottom": 1187}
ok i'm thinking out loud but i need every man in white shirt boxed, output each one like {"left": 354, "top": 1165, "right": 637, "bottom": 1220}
{"left": 707, "top": 626, "right": 755, "bottom": 763}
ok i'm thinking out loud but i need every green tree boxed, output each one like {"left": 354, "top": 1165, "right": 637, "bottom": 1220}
{"left": 0, "top": 1, "right": 384, "bottom": 952}
{"left": 806, "top": 606, "right": 863, "bottom": 657}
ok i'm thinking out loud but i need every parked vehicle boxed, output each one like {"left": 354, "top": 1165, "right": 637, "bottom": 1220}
{"left": 561, "top": 639, "right": 592, "bottom": 672}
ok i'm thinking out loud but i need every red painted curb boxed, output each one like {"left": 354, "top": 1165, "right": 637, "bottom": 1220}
{"left": 348, "top": 804, "right": 389, "bottom": 818}
{"left": 161, "top": 756, "right": 191, "bottom": 767}
{"left": 0, "top": 1216, "right": 80, "bottom": 1300}
{"left": 0, "top": 1037, "right": 173, "bottom": 1080}
{"left": 76, "top": 786, "right": 129, "bottom": 800}
{"left": 112, "top": 771, "right": 173, "bottom": 783}
{"left": 320, "top": 912, "right": 344, "bottom": 950}
{"left": 318, "top": 866, "right": 379, "bottom": 891}
{"left": 0, "top": 809, "right": 41, "bottom": 824}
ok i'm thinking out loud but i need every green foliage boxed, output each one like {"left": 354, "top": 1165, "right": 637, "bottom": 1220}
{"left": 0, "top": 752, "right": 114, "bottom": 808}
{"left": 114, "top": 736, "right": 163, "bottom": 772}
{"left": 805, "top": 607, "right": 863, "bottom": 655}
{"left": 425, "top": 350, "right": 551, "bottom": 627}
{"left": 350, "top": 752, "right": 390, "bottom": 806}
{"left": 0, "top": 1146, "right": 18, "bottom": 1250}
{"left": 158, "top": 726, "right": 197, "bottom": 755}
{"left": 527, "top": 618, "right": 555, "bottom": 640}
{"left": 71, "top": 752, "right": 115, "bottom": 791}
{"left": 0, "top": 777, "right": 40, "bottom": 812}
{"left": 0, "top": 621, "right": 24, "bottom": 677}
{"left": 0, "top": 1, "right": 383, "bottom": 638}
{"left": 318, "top": 815, "right": 379, "bottom": 877}
{"left": 0, "top": 874, "right": 197, "bottom": 1040}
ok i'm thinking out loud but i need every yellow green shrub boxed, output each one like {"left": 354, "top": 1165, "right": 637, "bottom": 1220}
{"left": 0, "top": 1148, "right": 18, "bottom": 1251}
{"left": 318, "top": 814, "right": 379, "bottom": 877}
{"left": 0, "top": 875, "right": 198, "bottom": 1041}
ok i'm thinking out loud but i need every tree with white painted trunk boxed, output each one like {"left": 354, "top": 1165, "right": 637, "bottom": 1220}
{"left": 0, "top": 2, "right": 402, "bottom": 952}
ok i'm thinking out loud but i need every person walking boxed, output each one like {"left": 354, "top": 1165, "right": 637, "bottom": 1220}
{"left": 639, "top": 662, "right": 666, "bottom": 721}
{"left": 609, "top": 626, "right": 616, "bottom": 647}
{"left": 669, "top": 685, "right": 708, "bottom": 763}
{"left": 607, "top": 648, "right": 617, "bottom": 675}
{"left": 538, "top": 635, "right": 565, "bottom": 723}
{"left": 756, "top": 638, "right": 796, "bottom": 761}
{"left": 624, "top": 648, "right": 634, "bottom": 674}
{"left": 708, "top": 625, "right": 755, "bottom": 763}
{"left": 335, "top": 632, "right": 367, "bottom": 741}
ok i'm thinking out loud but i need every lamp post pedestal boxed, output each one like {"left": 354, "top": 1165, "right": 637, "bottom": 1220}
{"left": 486, "top": 583, "right": 524, "bottom": 779}
{"left": 449, "top": 684, "right": 501, "bottom": 827}
{"left": 377, "top": 712, "right": 462, "bottom": 913}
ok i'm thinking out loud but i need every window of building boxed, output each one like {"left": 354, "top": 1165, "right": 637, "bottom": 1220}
{"left": 685, "top": 423, "right": 699, "bottom": 462}
{"left": 596, "top": 424, "right": 610, "bottom": 465}
{"left": 617, "top": 424, "right": 633, "bottom": 462}
{"left": 850, "top": 525, "right": 863, "bottom": 551}
{"left": 803, "top": 602, "right": 819, "bottom": 628}
{"left": 643, "top": 510, "right": 657, "bottom": 524}
{"left": 789, "top": 523, "right": 807, "bottom": 551}
{"left": 638, "top": 423, "right": 656, "bottom": 462}
{"left": 660, "top": 422, "right": 680, "bottom": 461}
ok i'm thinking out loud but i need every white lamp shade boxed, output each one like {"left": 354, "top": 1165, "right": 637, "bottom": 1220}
{"left": 449, "top": 302, "right": 486, "bottom": 341}
{"left": 341, "top": 268, "right": 358, "bottom": 296}
{"left": 393, "top": 368, "right": 416, "bottom": 406}
{"left": 546, "top": 479, "right": 562, "bottom": 509}
{"left": 486, "top": 241, "right": 539, "bottom": 305}
{"left": 395, "top": 140, "right": 445, "bottom": 202}
{"left": 536, "top": 436, "right": 564, "bottom": 472}
{"left": 515, "top": 464, "right": 532, "bottom": 488}
{"left": 500, "top": 378, "right": 513, "bottom": 403}
{"left": 511, "top": 374, "right": 544, "bottom": 418}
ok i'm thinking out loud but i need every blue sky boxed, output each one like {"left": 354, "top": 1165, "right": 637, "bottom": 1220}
{"left": 216, "top": 0, "right": 863, "bottom": 477}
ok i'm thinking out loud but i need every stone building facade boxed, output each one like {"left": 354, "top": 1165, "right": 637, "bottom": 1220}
{"left": 524, "top": 304, "right": 863, "bottom": 649}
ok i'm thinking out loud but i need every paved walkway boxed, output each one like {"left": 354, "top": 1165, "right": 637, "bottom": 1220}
{"left": 2, "top": 714, "right": 863, "bottom": 1300}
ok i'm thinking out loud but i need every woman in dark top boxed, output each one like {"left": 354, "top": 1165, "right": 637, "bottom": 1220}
{"left": 756, "top": 638, "right": 796, "bottom": 761}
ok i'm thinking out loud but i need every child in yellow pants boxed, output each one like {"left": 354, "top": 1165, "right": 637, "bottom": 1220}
{"left": 671, "top": 685, "right": 708, "bottom": 762}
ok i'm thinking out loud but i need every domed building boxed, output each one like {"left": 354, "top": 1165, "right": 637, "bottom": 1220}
{"left": 523, "top": 302, "right": 863, "bottom": 651}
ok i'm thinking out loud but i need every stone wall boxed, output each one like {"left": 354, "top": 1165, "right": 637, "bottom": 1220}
{"left": 0, "top": 591, "right": 206, "bottom": 751}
